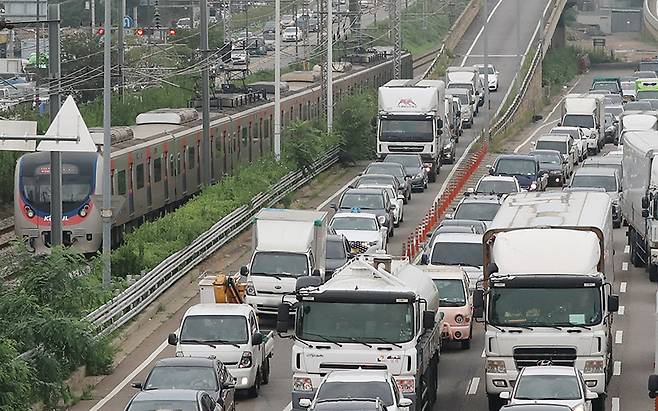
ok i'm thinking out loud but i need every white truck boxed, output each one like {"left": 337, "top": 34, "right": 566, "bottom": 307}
{"left": 377, "top": 79, "right": 445, "bottom": 182}
{"left": 242, "top": 208, "right": 328, "bottom": 315}
{"left": 618, "top": 111, "right": 658, "bottom": 143}
{"left": 445, "top": 66, "right": 484, "bottom": 114}
{"left": 276, "top": 253, "right": 442, "bottom": 411}
{"left": 168, "top": 274, "right": 275, "bottom": 397}
{"left": 622, "top": 130, "right": 658, "bottom": 282}
{"left": 474, "top": 191, "right": 619, "bottom": 411}
{"left": 560, "top": 94, "right": 605, "bottom": 155}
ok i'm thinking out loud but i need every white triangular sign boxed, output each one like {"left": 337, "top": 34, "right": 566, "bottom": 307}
{"left": 37, "top": 95, "right": 97, "bottom": 153}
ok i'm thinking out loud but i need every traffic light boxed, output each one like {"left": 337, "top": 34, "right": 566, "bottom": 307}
{"left": 168, "top": 28, "right": 177, "bottom": 36}
{"left": 134, "top": 28, "right": 145, "bottom": 36}
{"left": 97, "top": 27, "right": 105, "bottom": 36}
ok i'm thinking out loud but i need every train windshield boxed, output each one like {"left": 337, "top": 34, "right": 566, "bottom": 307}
{"left": 20, "top": 152, "right": 96, "bottom": 214}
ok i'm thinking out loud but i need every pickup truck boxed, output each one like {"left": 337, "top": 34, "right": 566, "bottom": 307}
{"left": 168, "top": 275, "right": 275, "bottom": 397}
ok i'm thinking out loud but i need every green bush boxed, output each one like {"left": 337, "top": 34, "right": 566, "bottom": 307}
{"left": 333, "top": 92, "right": 378, "bottom": 162}
{"left": 542, "top": 46, "right": 580, "bottom": 96}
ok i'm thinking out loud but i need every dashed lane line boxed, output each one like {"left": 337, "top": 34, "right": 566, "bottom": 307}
{"left": 466, "top": 377, "right": 480, "bottom": 395}
{"left": 481, "top": 349, "right": 486, "bottom": 358}
{"left": 618, "top": 305, "right": 625, "bottom": 315}
{"left": 460, "top": 0, "right": 506, "bottom": 66}
{"left": 624, "top": 245, "right": 630, "bottom": 254}
{"left": 615, "top": 330, "right": 623, "bottom": 344}
{"left": 622, "top": 262, "right": 629, "bottom": 271}
{"left": 620, "top": 282, "right": 627, "bottom": 293}
{"left": 613, "top": 361, "right": 622, "bottom": 376}
{"left": 612, "top": 397, "right": 620, "bottom": 411}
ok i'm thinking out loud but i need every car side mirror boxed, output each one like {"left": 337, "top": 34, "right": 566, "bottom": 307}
{"left": 397, "top": 194, "right": 405, "bottom": 200}
{"left": 642, "top": 196, "right": 650, "bottom": 209}
{"left": 473, "top": 289, "right": 485, "bottom": 318}
{"left": 499, "top": 391, "right": 511, "bottom": 400}
{"left": 312, "top": 268, "right": 321, "bottom": 277}
{"left": 643, "top": 209, "right": 650, "bottom": 218}
{"left": 420, "top": 254, "right": 429, "bottom": 265}
{"left": 299, "top": 399, "right": 312, "bottom": 408}
{"left": 131, "top": 381, "right": 143, "bottom": 389}
{"left": 168, "top": 333, "right": 178, "bottom": 345}
{"left": 398, "top": 398, "right": 413, "bottom": 407}
{"left": 557, "top": 122, "right": 562, "bottom": 126}
{"left": 252, "top": 332, "right": 263, "bottom": 345}
{"left": 586, "top": 390, "right": 599, "bottom": 400}
{"left": 330, "top": 203, "right": 338, "bottom": 211}
{"left": 276, "top": 304, "right": 290, "bottom": 333}
{"left": 223, "top": 380, "right": 236, "bottom": 389}
{"left": 488, "top": 168, "right": 494, "bottom": 175}
{"left": 649, "top": 374, "right": 658, "bottom": 398}
{"left": 608, "top": 294, "right": 619, "bottom": 313}
{"left": 444, "top": 213, "right": 453, "bottom": 219}
{"left": 422, "top": 310, "right": 435, "bottom": 330}
{"left": 240, "top": 265, "right": 249, "bottom": 276}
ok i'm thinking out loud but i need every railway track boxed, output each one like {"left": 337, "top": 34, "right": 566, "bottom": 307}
{"left": 0, "top": 217, "right": 14, "bottom": 250}
{"left": 412, "top": 46, "right": 442, "bottom": 73}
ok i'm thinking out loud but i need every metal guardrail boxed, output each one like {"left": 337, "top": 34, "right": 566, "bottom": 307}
{"left": 83, "top": 147, "right": 340, "bottom": 338}
{"left": 645, "top": 0, "right": 658, "bottom": 38}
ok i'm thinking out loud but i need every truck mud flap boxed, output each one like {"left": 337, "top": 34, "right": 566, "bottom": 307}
{"left": 415, "top": 351, "right": 439, "bottom": 411}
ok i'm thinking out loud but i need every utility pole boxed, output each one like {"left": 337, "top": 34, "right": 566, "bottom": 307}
{"left": 327, "top": 0, "right": 333, "bottom": 130}
{"left": 389, "top": 0, "right": 401, "bottom": 79}
{"left": 201, "top": 0, "right": 211, "bottom": 185}
{"left": 483, "top": 0, "right": 490, "bottom": 142}
{"left": 516, "top": 0, "right": 520, "bottom": 56}
{"left": 223, "top": 0, "right": 231, "bottom": 43}
{"left": 91, "top": 0, "right": 95, "bottom": 34}
{"left": 274, "top": 0, "right": 281, "bottom": 161}
{"left": 48, "top": 4, "right": 62, "bottom": 247}
{"left": 119, "top": 0, "right": 126, "bottom": 99}
{"left": 35, "top": 0, "right": 40, "bottom": 101}
{"left": 102, "top": 0, "right": 112, "bottom": 284}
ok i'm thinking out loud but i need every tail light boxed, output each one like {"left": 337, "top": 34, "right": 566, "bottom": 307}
{"left": 394, "top": 377, "right": 416, "bottom": 393}
{"left": 239, "top": 351, "right": 253, "bottom": 368}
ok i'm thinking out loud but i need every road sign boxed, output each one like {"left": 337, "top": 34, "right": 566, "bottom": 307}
{"left": 123, "top": 15, "right": 134, "bottom": 29}
{"left": 38, "top": 96, "right": 97, "bottom": 153}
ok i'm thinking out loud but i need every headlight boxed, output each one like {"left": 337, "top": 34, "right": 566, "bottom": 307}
{"left": 377, "top": 215, "right": 386, "bottom": 224}
{"left": 583, "top": 360, "right": 604, "bottom": 374}
{"left": 24, "top": 205, "right": 35, "bottom": 219}
{"left": 293, "top": 377, "right": 314, "bottom": 391}
{"left": 369, "top": 240, "right": 379, "bottom": 246}
{"left": 79, "top": 204, "right": 90, "bottom": 218}
{"left": 572, "top": 405, "right": 585, "bottom": 411}
{"left": 238, "top": 351, "right": 253, "bottom": 368}
{"left": 486, "top": 360, "right": 507, "bottom": 374}
{"left": 416, "top": 172, "right": 424, "bottom": 178}
{"left": 175, "top": 351, "right": 184, "bottom": 357}
{"left": 529, "top": 181, "right": 538, "bottom": 191}
{"left": 454, "top": 314, "right": 465, "bottom": 324}
{"left": 246, "top": 281, "right": 256, "bottom": 296}
{"left": 444, "top": 142, "right": 453, "bottom": 149}
{"left": 394, "top": 377, "right": 416, "bottom": 393}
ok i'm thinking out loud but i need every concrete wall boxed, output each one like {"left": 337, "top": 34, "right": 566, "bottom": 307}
{"left": 644, "top": 0, "right": 658, "bottom": 40}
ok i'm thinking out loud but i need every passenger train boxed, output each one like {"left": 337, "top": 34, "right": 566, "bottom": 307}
{"left": 14, "top": 53, "right": 413, "bottom": 253}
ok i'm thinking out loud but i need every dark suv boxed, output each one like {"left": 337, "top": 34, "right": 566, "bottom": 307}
{"left": 488, "top": 154, "right": 547, "bottom": 191}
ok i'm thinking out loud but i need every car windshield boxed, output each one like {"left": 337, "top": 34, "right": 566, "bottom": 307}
{"left": 621, "top": 81, "right": 635, "bottom": 90}
{"left": 514, "top": 374, "right": 582, "bottom": 401}
{"left": 606, "top": 106, "right": 623, "bottom": 117}
{"left": 536, "top": 141, "right": 567, "bottom": 154}
{"left": 531, "top": 152, "right": 562, "bottom": 165}
{"left": 366, "top": 164, "right": 404, "bottom": 178}
{"left": 489, "top": 286, "right": 603, "bottom": 327}
{"left": 433, "top": 279, "right": 466, "bottom": 306}
{"left": 494, "top": 159, "right": 536, "bottom": 176}
{"left": 385, "top": 155, "right": 420, "bottom": 168}
{"left": 637, "top": 91, "right": 658, "bottom": 100}
{"left": 180, "top": 315, "right": 248, "bottom": 344}
{"left": 431, "top": 241, "right": 482, "bottom": 267}
{"left": 379, "top": 118, "right": 434, "bottom": 143}
{"left": 331, "top": 217, "right": 377, "bottom": 231}
{"left": 636, "top": 71, "right": 658, "bottom": 78}
{"left": 127, "top": 400, "right": 198, "bottom": 411}
{"left": 145, "top": 366, "right": 218, "bottom": 391}
{"left": 571, "top": 175, "right": 617, "bottom": 192}
{"left": 448, "top": 83, "right": 474, "bottom": 94}
{"left": 251, "top": 251, "right": 309, "bottom": 277}
{"left": 624, "top": 102, "right": 652, "bottom": 110}
{"left": 357, "top": 176, "right": 396, "bottom": 188}
{"left": 639, "top": 61, "right": 658, "bottom": 72}
{"left": 476, "top": 180, "right": 517, "bottom": 194}
{"left": 340, "top": 193, "right": 384, "bottom": 210}
{"left": 591, "top": 82, "right": 619, "bottom": 93}
{"left": 562, "top": 114, "right": 595, "bottom": 128}
{"left": 326, "top": 240, "right": 347, "bottom": 259}
{"left": 477, "top": 66, "right": 495, "bottom": 75}
{"left": 604, "top": 95, "right": 622, "bottom": 105}
{"left": 454, "top": 94, "right": 469, "bottom": 105}
{"left": 317, "top": 381, "right": 394, "bottom": 406}
{"left": 297, "top": 301, "right": 415, "bottom": 343}
{"left": 454, "top": 203, "right": 500, "bottom": 221}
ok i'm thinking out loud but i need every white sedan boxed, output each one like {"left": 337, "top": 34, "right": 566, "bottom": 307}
{"left": 475, "top": 64, "right": 499, "bottom": 91}
{"left": 282, "top": 27, "right": 303, "bottom": 42}
{"left": 330, "top": 212, "right": 388, "bottom": 254}
{"left": 358, "top": 184, "right": 404, "bottom": 227}
{"left": 501, "top": 366, "right": 598, "bottom": 411}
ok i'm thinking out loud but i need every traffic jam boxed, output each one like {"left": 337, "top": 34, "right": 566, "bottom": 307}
{"left": 120, "top": 61, "right": 658, "bottom": 411}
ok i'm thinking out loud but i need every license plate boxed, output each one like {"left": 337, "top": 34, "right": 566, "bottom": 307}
{"left": 351, "top": 248, "right": 361, "bottom": 254}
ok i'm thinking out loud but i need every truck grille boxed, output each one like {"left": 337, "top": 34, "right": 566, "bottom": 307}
{"left": 388, "top": 146, "right": 424, "bottom": 153}
{"left": 513, "top": 347, "right": 577, "bottom": 369}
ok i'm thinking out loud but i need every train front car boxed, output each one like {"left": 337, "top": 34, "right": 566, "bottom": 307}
{"left": 14, "top": 151, "right": 102, "bottom": 254}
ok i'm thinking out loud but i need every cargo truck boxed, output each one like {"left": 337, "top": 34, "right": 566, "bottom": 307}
{"left": 242, "top": 208, "right": 328, "bottom": 315}
{"left": 446, "top": 66, "right": 484, "bottom": 111}
{"left": 559, "top": 94, "right": 605, "bottom": 154}
{"left": 618, "top": 111, "right": 658, "bottom": 143}
{"left": 376, "top": 79, "right": 445, "bottom": 181}
{"left": 474, "top": 191, "right": 619, "bottom": 411}
{"left": 168, "top": 274, "right": 275, "bottom": 397}
{"left": 276, "top": 253, "right": 442, "bottom": 411}
{"left": 622, "top": 130, "right": 658, "bottom": 281}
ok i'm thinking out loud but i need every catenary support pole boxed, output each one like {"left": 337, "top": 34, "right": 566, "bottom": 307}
{"left": 48, "top": 4, "right": 62, "bottom": 247}
{"left": 483, "top": 0, "right": 490, "bottom": 142}
{"left": 327, "top": 0, "right": 333, "bottom": 131}
{"left": 102, "top": 0, "right": 112, "bottom": 284}
{"left": 119, "top": 0, "right": 126, "bottom": 99}
{"left": 201, "top": 0, "right": 211, "bottom": 185}
{"left": 274, "top": 0, "right": 281, "bottom": 161}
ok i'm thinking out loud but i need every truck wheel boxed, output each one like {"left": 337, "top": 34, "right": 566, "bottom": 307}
{"left": 592, "top": 396, "right": 606, "bottom": 411}
{"left": 248, "top": 369, "right": 261, "bottom": 398}
{"left": 650, "top": 264, "right": 658, "bottom": 283}
{"left": 429, "top": 164, "right": 438, "bottom": 183}
{"left": 262, "top": 359, "right": 271, "bottom": 385}
{"left": 487, "top": 394, "right": 504, "bottom": 411}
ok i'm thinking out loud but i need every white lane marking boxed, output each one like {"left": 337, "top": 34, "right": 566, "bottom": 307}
{"left": 613, "top": 361, "right": 622, "bottom": 376}
{"left": 620, "top": 282, "right": 627, "bottom": 293}
{"left": 462, "top": 54, "right": 520, "bottom": 58}
{"left": 622, "top": 262, "right": 629, "bottom": 271}
{"left": 316, "top": 176, "right": 359, "bottom": 211}
{"left": 481, "top": 349, "right": 486, "bottom": 358}
{"left": 513, "top": 119, "right": 558, "bottom": 153}
{"left": 283, "top": 402, "right": 292, "bottom": 411}
{"left": 612, "top": 397, "right": 620, "bottom": 411}
{"left": 615, "top": 330, "right": 623, "bottom": 344}
{"left": 466, "top": 377, "right": 480, "bottom": 395}
{"left": 89, "top": 332, "right": 177, "bottom": 411}
{"left": 460, "top": 0, "right": 506, "bottom": 65}
{"left": 618, "top": 305, "right": 625, "bottom": 315}
{"left": 624, "top": 245, "right": 630, "bottom": 254}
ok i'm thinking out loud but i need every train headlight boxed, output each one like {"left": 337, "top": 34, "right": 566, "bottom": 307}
{"left": 79, "top": 204, "right": 90, "bottom": 218}
{"left": 24, "top": 206, "right": 35, "bottom": 219}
